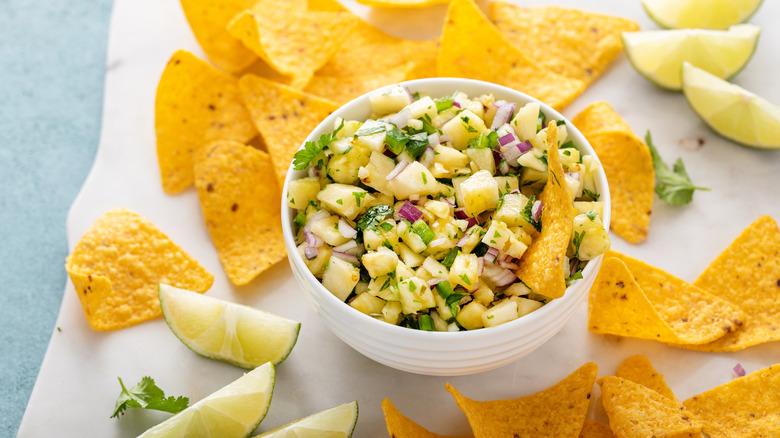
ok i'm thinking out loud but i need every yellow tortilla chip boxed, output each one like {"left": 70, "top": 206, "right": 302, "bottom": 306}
{"left": 179, "top": 0, "right": 259, "bottom": 73}
{"left": 304, "top": 65, "right": 413, "bottom": 105}
{"left": 685, "top": 215, "right": 780, "bottom": 351}
{"left": 355, "top": 0, "right": 451, "bottom": 8}
{"left": 608, "top": 250, "right": 746, "bottom": 343}
{"left": 515, "top": 124, "right": 573, "bottom": 299}
{"left": 307, "top": 0, "right": 346, "bottom": 11}
{"left": 599, "top": 376, "right": 702, "bottom": 438}
{"left": 65, "top": 208, "right": 214, "bottom": 330}
{"left": 490, "top": 3, "right": 639, "bottom": 85}
{"left": 193, "top": 140, "right": 287, "bottom": 286}
{"left": 227, "top": 2, "right": 358, "bottom": 85}
{"left": 615, "top": 355, "right": 677, "bottom": 401}
{"left": 239, "top": 74, "right": 338, "bottom": 185}
{"left": 446, "top": 362, "right": 598, "bottom": 438}
{"left": 571, "top": 101, "right": 635, "bottom": 138}
{"left": 381, "top": 399, "right": 471, "bottom": 438}
{"left": 155, "top": 50, "right": 258, "bottom": 194}
{"left": 684, "top": 364, "right": 780, "bottom": 438}
{"left": 437, "top": 0, "right": 585, "bottom": 110}
{"left": 579, "top": 419, "right": 614, "bottom": 438}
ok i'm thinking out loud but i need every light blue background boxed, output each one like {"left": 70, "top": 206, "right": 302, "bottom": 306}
{"left": 0, "top": 1, "right": 113, "bottom": 434}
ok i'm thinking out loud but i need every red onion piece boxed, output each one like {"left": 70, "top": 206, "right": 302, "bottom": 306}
{"left": 483, "top": 263, "right": 516, "bottom": 287}
{"left": 569, "top": 258, "right": 581, "bottom": 277}
{"left": 532, "top": 200, "right": 543, "bottom": 222}
{"left": 498, "top": 159, "right": 511, "bottom": 175}
{"left": 333, "top": 240, "right": 358, "bottom": 253}
{"left": 733, "top": 363, "right": 746, "bottom": 378}
{"left": 304, "top": 246, "right": 319, "bottom": 260}
{"left": 403, "top": 85, "right": 415, "bottom": 102}
{"left": 490, "top": 103, "right": 516, "bottom": 130}
{"left": 509, "top": 189, "right": 520, "bottom": 195}
{"left": 419, "top": 146, "right": 435, "bottom": 168}
{"left": 466, "top": 216, "right": 480, "bottom": 229}
{"left": 477, "top": 257, "right": 484, "bottom": 275}
{"left": 304, "top": 228, "right": 323, "bottom": 248}
{"left": 386, "top": 159, "right": 409, "bottom": 180}
{"left": 456, "top": 235, "right": 469, "bottom": 247}
{"left": 332, "top": 250, "right": 360, "bottom": 266}
{"left": 497, "top": 259, "right": 519, "bottom": 270}
{"left": 439, "top": 134, "right": 450, "bottom": 143}
{"left": 427, "top": 133, "right": 440, "bottom": 148}
{"left": 454, "top": 209, "right": 469, "bottom": 220}
{"left": 338, "top": 219, "right": 357, "bottom": 239}
{"left": 398, "top": 201, "right": 423, "bottom": 223}
{"left": 484, "top": 246, "right": 499, "bottom": 263}
{"left": 452, "top": 101, "right": 461, "bottom": 109}
{"left": 387, "top": 108, "right": 411, "bottom": 129}
{"left": 498, "top": 133, "right": 517, "bottom": 147}
{"left": 517, "top": 140, "right": 533, "bottom": 154}
{"left": 307, "top": 166, "right": 320, "bottom": 178}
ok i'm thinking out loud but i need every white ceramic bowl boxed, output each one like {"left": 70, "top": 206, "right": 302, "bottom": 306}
{"left": 281, "top": 78, "right": 611, "bottom": 376}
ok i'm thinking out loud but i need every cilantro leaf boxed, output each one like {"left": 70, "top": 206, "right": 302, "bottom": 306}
{"left": 355, "top": 204, "right": 394, "bottom": 232}
{"left": 292, "top": 119, "right": 344, "bottom": 170}
{"left": 521, "top": 195, "right": 541, "bottom": 232}
{"left": 645, "top": 131, "right": 710, "bottom": 205}
{"left": 112, "top": 377, "right": 189, "bottom": 418}
{"left": 434, "top": 96, "right": 455, "bottom": 113}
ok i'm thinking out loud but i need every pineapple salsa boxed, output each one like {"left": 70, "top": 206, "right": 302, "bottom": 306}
{"left": 288, "top": 84, "right": 610, "bottom": 331}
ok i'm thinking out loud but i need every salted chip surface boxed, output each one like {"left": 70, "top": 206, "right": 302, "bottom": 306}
{"left": 194, "top": 140, "right": 287, "bottom": 286}
{"left": 155, "top": 50, "right": 257, "bottom": 194}
{"left": 381, "top": 399, "right": 469, "bottom": 438}
{"left": 179, "top": 0, "right": 258, "bottom": 73}
{"left": 608, "top": 250, "right": 745, "bottom": 343}
{"left": 355, "top": 0, "right": 451, "bottom": 8}
{"left": 686, "top": 215, "right": 780, "bottom": 352}
{"left": 684, "top": 364, "right": 780, "bottom": 438}
{"left": 239, "top": 74, "right": 337, "bottom": 185}
{"left": 615, "top": 354, "right": 677, "bottom": 401}
{"left": 571, "top": 101, "right": 635, "bottom": 138}
{"left": 304, "top": 66, "right": 412, "bottom": 105}
{"left": 515, "top": 124, "right": 573, "bottom": 299}
{"left": 490, "top": 3, "right": 639, "bottom": 85}
{"left": 446, "top": 362, "right": 598, "bottom": 438}
{"left": 227, "top": 2, "right": 358, "bottom": 85}
{"left": 578, "top": 419, "right": 614, "bottom": 438}
{"left": 437, "top": 0, "right": 585, "bottom": 110}
{"left": 65, "top": 208, "right": 214, "bottom": 331}
{"left": 599, "top": 376, "right": 702, "bottom": 438}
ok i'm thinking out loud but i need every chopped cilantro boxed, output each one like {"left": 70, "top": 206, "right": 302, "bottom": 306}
{"left": 355, "top": 204, "right": 394, "bottom": 232}
{"left": 293, "top": 209, "right": 308, "bottom": 227}
{"left": 585, "top": 210, "right": 598, "bottom": 221}
{"left": 645, "top": 131, "right": 710, "bottom": 206}
{"left": 572, "top": 230, "right": 585, "bottom": 257}
{"left": 385, "top": 127, "right": 410, "bottom": 154}
{"left": 460, "top": 274, "right": 472, "bottom": 286}
{"left": 292, "top": 119, "right": 344, "bottom": 170}
{"left": 406, "top": 132, "right": 429, "bottom": 159}
{"left": 379, "top": 222, "right": 394, "bottom": 232}
{"left": 467, "top": 131, "right": 499, "bottom": 149}
{"left": 352, "top": 191, "right": 366, "bottom": 207}
{"left": 411, "top": 220, "right": 435, "bottom": 245}
{"left": 408, "top": 280, "right": 417, "bottom": 292}
{"left": 582, "top": 188, "right": 600, "bottom": 201}
{"left": 560, "top": 141, "right": 577, "bottom": 149}
{"left": 441, "top": 248, "right": 460, "bottom": 269}
{"left": 412, "top": 92, "right": 420, "bottom": 100}
{"left": 359, "top": 266, "right": 371, "bottom": 283}
{"left": 567, "top": 269, "right": 583, "bottom": 282}
{"left": 521, "top": 195, "right": 541, "bottom": 232}
{"left": 421, "top": 172, "right": 428, "bottom": 184}
{"left": 336, "top": 199, "right": 343, "bottom": 205}
{"left": 355, "top": 123, "right": 386, "bottom": 137}
{"left": 418, "top": 314, "right": 435, "bottom": 331}
{"left": 112, "top": 377, "right": 189, "bottom": 419}
{"left": 435, "top": 95, "right": 455, "bottom": 113}
{"left": 536, "top": 110, "right": 546, "bottom": 132}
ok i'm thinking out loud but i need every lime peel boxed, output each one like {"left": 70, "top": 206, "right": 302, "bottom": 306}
{"left": 642, "top": 0, "right": 764, "bottom": 30}
{"left": 252, "top": 401, "right": 359, "bottom": 438}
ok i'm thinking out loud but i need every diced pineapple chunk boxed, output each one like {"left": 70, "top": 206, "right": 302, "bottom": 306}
{"left": 510, "top": 102, "right": 540, "bottom": 141}
{"left": 573, "top": 201, "right": 604, "bottom": 220}
{"left": 482, "top": 299, "right": 518, "bottom": 327}
{"left": 405, "top": 96, "right": 437, "bottom": 120}
{"left": 309, "top": 215, "right": 350, "bottom": 246}
{"left": 433, "top": 144, "right": 469, "bottom": 171}
{"left": 358, "top": 152, "right": 395, "bottom": 197}
{"left": 441, "top": 109, "right": 487, "bottom": 150}
{"left": 387, "top": 161, "right": 439, "bottom": 200}
{"left": 354, "top": 120, "right": 391, "bottom": 152}
{"left": 327, "top": 144, "right": 371, "bottom": 184}
{"left": 571, "top": 212, "right": 610, "bottom": 260}
{"left": 559, "top": 147, "right": 581, "bottom": 168}
{"left": 434, "top": 292, "right": 454, "bottom": 322}
{"left": 317, "top": 183, "right": 373, "bottom": 220}
{"left": 430, "top": 310, "right": 449, "bottom": 332}
{"left": 448, "top": 253, "right": 479, "bottom": 290}
{"left": 564, "top": 171, "right": 583, "bottom": 200}
{"left": 297, "top": 243, "right": 331, "bottom": 278}
{"left": 382, "top": 301, "right": 403, "bottom": 325}
{"left": 456, "top": 301, "right": 487, "bottom": 330}
{"left": 517, "top": 148, "right": 547, "bottom": 172}
{"left": 349, "top": 293, "right": 385, "bottom": 315}
{"left": 369, "top": 84, "right": 412, "bottom": 115}
{"left": 472, "top": 284, "right": 495, "bottom": 306}
{"left": 494, "top": 176, "right": 519, "bottom": 197}
{"left": 504, "top": 282, "right": 533, "bottom": 297}
{"left": 361, "top": 246, "right": 399, "bottom": 278}
{"left": 336, "top": 119, "right": 361, "bottom": 139}
{"left": 493, "top": 193, "right": 536, "bottom": 235}
{"left": 424, "top": 200, "right": 451, "bottom": 219}
{"left": 399, "top": 225, "right": 427, "bottom": 254}
{"left": 397, "top": 242, "right": 425, "bottom": 267}
{"left": 459, "top": 170, "right": 499, "bottom": 216}
{"left": 287, "top": 177, "right": 320, "bottom": 210}
{"left": 482, "top": 220, "right": 528, "bottom": 259}
{"left": 322, "top": 257, "right": 360, "bottom": 301}
{"left": 422, "top": 256, "right": 448, "bottom": 279}
{"left": 458, "top": 225, "right": 484, "bottom": 254}
{"left": 512, "top": 296, "right": 544, "bottom": 317}
{"left": 466, "top": 148, "right": 496, "bottom": 175}
{"left": 398, "top": 277, "right": 432, "bottom": 314}
{"left": 395, "top": 261, "right": 416, "bottom": 282}
{"left": 519, "top": 167, "right": 548, "bottom": 189}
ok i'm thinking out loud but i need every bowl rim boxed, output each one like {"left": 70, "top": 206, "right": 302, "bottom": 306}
{"left": 281, "top": 77, "right": 611, "bottom": 340}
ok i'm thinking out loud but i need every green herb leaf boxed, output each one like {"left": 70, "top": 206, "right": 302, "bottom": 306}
{"left": 355, "top": 204, "right": 394, "bottom": 232}
{"left": 385, "top": 127, "right": 410, "bottom": 155}
{"left": 434, "top": 96, "right": 455, "bottom": 113}
{"left": 406, "top": 132, "right": 429, "bottom": 159}
{"left": 521, "top": 195, "right": 541, "bottom": 232}
{"left": 572, "top": 230, "right": 585, "bottom": 257}
{"left": 585, "top": 210, "right": 598, "bottom": 221}
{"left": 645, "top": 131, "right": 710, "bottom": 206}
{"left": 582, "top": 188, "right": 600, "bottom": 201}
{"left": 352, "top": 191, "right": 366, "bottom": 207}
{"left": 411, "top": 220, "right": 435, "bottom": 245}
{"left": 467, "top": 131, "right": 499, "bottom": 149}
{"left": 112, "top": 377, "right": 188, "bottom": 419}
{"left": 292, "top": 119, "right": 344, "bottom": 170}
{"left": 355, "top": 122, "right": 387, "bottom": 137}
{"left": 418, "top": 314, "right": 435, "bottom": 331}
{"left": 536, "top": 110, "right": 546, "bottom": 133}
{"left": 441, "top": 248, "right": 460, "bottom": 269}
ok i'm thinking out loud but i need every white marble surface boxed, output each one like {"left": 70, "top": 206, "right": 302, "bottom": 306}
{"left": 18, "top": 0, "right": 780, "bottom": 436}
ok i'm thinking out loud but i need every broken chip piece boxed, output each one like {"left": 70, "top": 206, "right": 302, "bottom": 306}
{"left": 381, "top": 398, "right": 469, "bottom": 438}
{"left": 615, "top": 354, "right": 677, "bottom": 402}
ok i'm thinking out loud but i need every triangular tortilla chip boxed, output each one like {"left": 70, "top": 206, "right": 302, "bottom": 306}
{"left": 179, "top": 0, "right": 260, "bottom": 73}
{"left": 599, "top": 376, "right": 702, "bottom": 438}
{"left": 238, "top": 74, "right": 338, "bottom": 185}
{"left": 571, "top": 101, "right": 635, "bottom": 138}
{"left": 304, "top": 65, "right": 413, "bottom": 105}
{"left": 437, "top": 0, "right": 585, "bottom": 109}
{"left": 579, "top": 419, "right": 614, "bottom": 438}
{"left": 227, "top": 1, "right": 358, "bottom": 85}
{"left": 515, "top": 124, "right": 573, "bottom": 299}
{"left": 490, "top": 2, "right": 639, "bottom": 85}
{"left": 684, "top": 364, "right": 780, "bottom": 438}
{"left": 155, "top": 50, "right": 258, "bottom": 194}
{"left": 608, "top": 250, "right": 745, "bottom": 343}
{"left": 446, "top": 362, "right": 598, "bottom": 438}
{"left": 193, "top": 140, "right": 287, "bottom": 286}
{"left": 356, "top": 0, "right": 451, "bottom": 8}
{"left": 65, "top": 208, "right": 214, "bottom": 330}
{"left": 381, "top": 399, "right": 471, "bottom": 438}
{"left": 615, "top": 355, "right": 677, "bottom": 402}
{"left": 685, "top": 215, "right": 780, "bottom": 351}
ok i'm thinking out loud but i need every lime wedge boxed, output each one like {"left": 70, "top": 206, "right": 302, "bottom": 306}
{"left": 159, "top": 284, "right": 301, "bottom": 369}
{"left": 139, "top": 362, "right": 275, "bottom": 438}
{"left": 642, "top": 0, "right": 763, "bottom": 30}
{"left": 682, "top": 62, "right": 780, "bottom": 149}
{"left": 623, "top": 24, "right": 760, "bottom": 91}
{"left": 252, "top": 401, "right": 359, "bottom": 438}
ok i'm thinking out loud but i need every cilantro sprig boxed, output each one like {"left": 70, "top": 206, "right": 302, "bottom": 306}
{"left": 112, "top": 377, "right": 189, "bottom": 418}
{"left": 292, "top": 120, "right": 344, "bottom": 170}
{"left": 645, "top": 131, "right": 710, "bottom": 205}
{"left": 355, "top": 204, "right": 394, "bottom": 232}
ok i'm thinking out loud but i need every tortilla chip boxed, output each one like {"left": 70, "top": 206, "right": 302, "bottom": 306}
{"left": 607, "top": 250, "right": 746, "bottom": 343}
{"left": 239, "top": 74, "right": 338, "bottom": 185}
{"left": 193, "top": 140, "right": 287, "bottom": 286}
{"left": 304, "top": 65, "right": 413, "bottom": 105}
{"left": 684, "top": 364, "right": 780, "bottom": 438}
{"left": 307, "top": 0, "right": 346, "bottom": 11}
{"left": 685, "top": 215, "right": 780, "bottom": 351}
{"left": 571, "top": 101, "right": 635, "bottom": 138}
{"left": 227, "top": 2, "right": 358, "bottom": 85}
{"left": 155, "top": 50, "right": 258, "bottom": 194}
{"left": 598, "top": 376, "right": 702, "bottom": 438}
{"left": 579, "top": 419, "right": 614, "bottom": 438}
{"left": 179, "top": 0, "right": 259, "bottom": 73}
{"left": 65, "top": 208, "right": 214, "bottom": 330}
{"left": 437, "top": 0, "right": 585, "bottom": 110}
{"left": 381, "top": 399, "right": 471, "bottom": 438}
{"left": 490, "top": 3, "right": 639, "bottom": 85}
{"left": 515, "top": 124, "right": 573, "bottom": 299}
{"left": 446, "top": 362, "right": 598, "bottom": 438}
{"left": 317, "top": 20, "right": 439, "bottom": 79}
{"left": 356, "top": 0, "right": 452, "bottom": 8}
{"left": 615, "top": 355, "right": 677, "bottom": 401}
